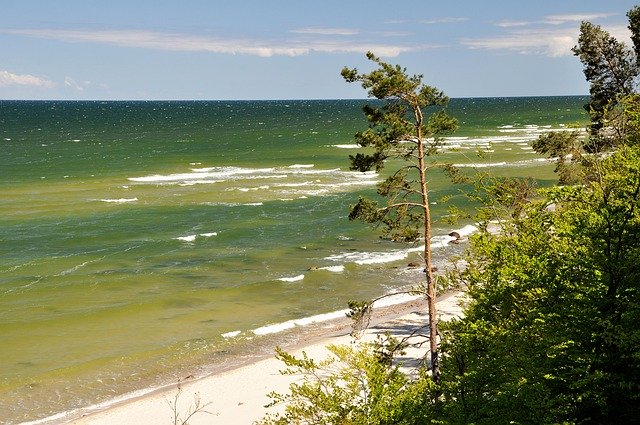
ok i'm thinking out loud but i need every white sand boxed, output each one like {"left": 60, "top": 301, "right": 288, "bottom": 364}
{"left": 45, "top": 291, "right": 465, "bottom": 425}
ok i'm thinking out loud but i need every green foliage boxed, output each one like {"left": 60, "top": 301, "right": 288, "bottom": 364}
{"left": 260, "top": 344, "right": 437, "bottom": 425}
{"left": 572, "top": 8, "right": 640, "bottom": 155}
{"left": 342, "top": 52, "right": 457, "bottom": 242}
{"left": 532, "top": 131, "right": 585, "bottom": 184}
{"left": 346, "top": 300, "right": 373, "bottom": 335}
{"left": 460, "top": 172, "right": 539, "bottom": 228}
{"left": 627, "top": 6, "right": 640, "bottom": 59}
{"left": 572, "top": 19, "right": 638, "bottom": 145}
{"left": 537, "top": 6, "right": 640, "bottom": 185}
{"left": 440, "top": 146, "right": 640, "bottom": 424}
{"left": 342, "top": 52, "right": 458, "bottom": 390}
{"left": 602, "top": 93, "right": 640, "bottom": 147}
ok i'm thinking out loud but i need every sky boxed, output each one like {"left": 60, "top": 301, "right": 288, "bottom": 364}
{"left": 1, "top": 0, "right": 639, "bottom": 100}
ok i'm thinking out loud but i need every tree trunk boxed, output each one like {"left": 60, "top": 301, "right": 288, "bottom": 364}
{"left": 414, "top": 106, "right": 440, "bottom": 386}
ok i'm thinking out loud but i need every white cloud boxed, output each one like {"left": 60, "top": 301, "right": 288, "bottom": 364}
{"left": 496, "top": 20, "right": 530, "bottom": 28}
{"left": 420, "top": 17, "right": 468, "bottom": 25}
{"left": 496, "top": 13, "right": 618, "bottom": 29}
{"left": 0, "top": 28, "right": 417, "bottom": 58}
{"left": 606, "top": 24, "right": 633, "bottom": 44}
{"left": 290, "top": 27, "right": 359, "bottom": 36}
{"left": 462, "top": 27, "right": 579, "bottom": 57}
{"left": 463, "top": 21, "right": 632, "bottom": 57}
{"left": 542, "top": 13, "right": 616, "bottom": 25}
{"left": 64, "top": 76, "right": 89, "bottom": 92}
{"left": 379, "top": 31, "right": 412, "bottom": 37}
{"left": 384, "top": 19, "right": 409, "bottom": 25}
{"left": 0, "top": 69, "right": 54, "bottom": 88}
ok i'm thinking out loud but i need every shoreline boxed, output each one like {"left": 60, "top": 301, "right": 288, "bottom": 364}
{"left": 28, "top": 291, "right": 465, "bottom": 425}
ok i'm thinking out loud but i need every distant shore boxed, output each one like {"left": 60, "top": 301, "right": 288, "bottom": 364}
{"left": 28, "top": 291, "right": 465, "bottom": 425}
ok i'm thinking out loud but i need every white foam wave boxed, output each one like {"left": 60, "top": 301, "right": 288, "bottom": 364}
{"left": 175, "top": 235, "right": 197, "bottom": 242}
{"left": 327, "top": 226, "right": 478, "bottom": 266}
{"left": 178, "top": 180, "right": 223, "bottom": 186}
{"left": 288, "top": 164, "right": 315, "bottom": 168}
{"left": 129, "top": 166, "right": 276, "bottom": 183}
{"left": 100, "top": 198, "right": 138, "bottom": 203}
{"left": 275, "top": 181, "right": 314, "bottom": 188}
{"left": 452, "top": 158, "right": 548, "bottom": 168}
{"left": 279, "top": 274, "right": 305, "bottom": 282}
{"left": 237, "top": 185, "right": 270, "bottom": 192}
{"left": 352, "top": 171, "right": 378, "bottom": 179}
{"left": 253, "top": 309, "right": 349, "bottom": 336}
{"left": 332, "top": 144, "right": 360, "bottom": 149}
{"left": 320, "top": 265, "right": 345, "bottom": 273}
{"left": 174, "top": 232, "right": 217, "bottom": 242}
{"left": 21, "top": 386, "right": 160, "bottom": 425}
{"left": 128, "top": 165, "right": 379, "bottom": 196}
{"left": 455, "top": 224, "right": 478, "bottom": 237}
{"left": 431, "top": 224, "right": 477, "bottom": 248}
{"left": 252, "top": 289, "right": 430, "bottom": 337}
{"left": 289, "top": 168, "right": 341, "bottom": 175}
{"left": 373, "top": 292, "right": 421, "bottom": 308}
{"left": 325, "top": 249, "right": 412, "bottom": 265}
{"left": 221, "top": 330, "right": 241, "bottom": 338}
{"left": 192, "top": 166, "right": 276, "bottom": 174}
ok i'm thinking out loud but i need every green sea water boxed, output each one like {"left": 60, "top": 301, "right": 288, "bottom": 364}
{"left": 0, "top": 97, "right": 587, "bottom": 423}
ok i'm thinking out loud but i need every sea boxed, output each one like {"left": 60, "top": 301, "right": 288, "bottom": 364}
{"left": 0, "top": 96, "right": 588, "bottom": 424}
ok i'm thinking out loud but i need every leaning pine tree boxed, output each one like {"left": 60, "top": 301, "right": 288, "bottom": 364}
{"left": 341, "top": 52, "right": 457, "bottom": 385}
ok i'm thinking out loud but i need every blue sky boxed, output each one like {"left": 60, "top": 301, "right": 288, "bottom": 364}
{"left": 1, "top": 0, "right": 638, "bottom": 100}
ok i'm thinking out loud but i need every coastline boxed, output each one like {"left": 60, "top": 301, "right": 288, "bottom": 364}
{"left": 29, "top": 291, "right": 465, "bottom": 425}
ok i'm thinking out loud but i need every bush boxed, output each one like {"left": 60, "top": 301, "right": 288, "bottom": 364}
{"left": 260, "top": 342, "right": 437, "bottom": 425}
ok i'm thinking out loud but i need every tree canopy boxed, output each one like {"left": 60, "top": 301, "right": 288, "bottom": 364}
{"left": 341, "top": 52, "right": 457, "bottom": 387}
{"left": 441, "top": 145, "right": 640, "bottom": 423}
{"left": 262, "top": 8, "right": 640, "bottom": 425}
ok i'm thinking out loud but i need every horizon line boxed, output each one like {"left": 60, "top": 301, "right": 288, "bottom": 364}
{"left": 0, "top": 94, "right": 590, "bottom": 102}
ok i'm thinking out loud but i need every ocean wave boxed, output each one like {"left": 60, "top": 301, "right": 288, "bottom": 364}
{"left": 252, "top": 309, "right": 349, "bottom": 336}
{"left": 100, "top": 198, "right": 138, "bottom": 203}
{"left": 236, "top": 185, "right": 270, "bottom": 192}
{"left": 174, "top": 232, "right": 217, "bottom": 242}
{"left": 178, "top": 180, "right": 223, "bottom": 186}
{"left": 326, "top": 225, "right": 478, "bottom": 266}
{"left": 437, "top": 126, "right": 580, "bottom": 150}
{"left": 452, "top": 158, "right": 548, "bottom": 168}
{"left": 288, "top": 167, "right": 341, "bottom": 175}
{"left": 332, "top": 144, "right": 360, "bottom": 149}
{"left": 128, "top": 165, "right": 378, "bottom": 192}
{"left": 275, "top": 181, "right": 314, "bottom": 188}
{"left": 279, "top": 274, "right": 305, "bottom": 282}
{"left": 175, "top": 235, "right": 197, "bottom": 242}
{"left": 251, "top": 290, "right": 424, "bottom": 337}
{"left": 431, "top": 224, "right": 477, "bottom": 248}
{"left": 320, "top": 265, "right": 345, "bottom": 273}
{"left": 288, "top": 164, "right": 315, "bottom": 168}
{"left": 325, "top": 249, "right": 413, "bottom": 265}
{"left": 21, "top": 386, "right": 160, "bottom": 425}
{"left": 221, "top": 330, "right": 241, "bottom": 339}
{"left": 129, "top": 166, "right": 276, "bottom": 183}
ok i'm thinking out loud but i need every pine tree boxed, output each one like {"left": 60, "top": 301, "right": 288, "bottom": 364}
{"left": 341, "top": 52, "right": 457, "bottom": 386}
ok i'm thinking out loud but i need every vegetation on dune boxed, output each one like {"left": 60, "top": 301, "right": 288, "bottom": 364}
{"left": 261, "top": 6, "right": 640, "bottom": 424}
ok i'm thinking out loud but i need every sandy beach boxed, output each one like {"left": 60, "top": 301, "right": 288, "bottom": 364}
{"left": 28, "top": 291, "right": 465, "bottom": 425}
